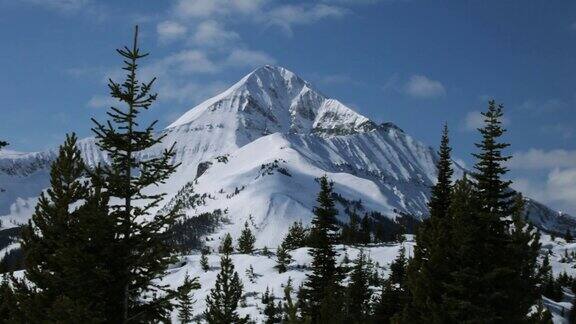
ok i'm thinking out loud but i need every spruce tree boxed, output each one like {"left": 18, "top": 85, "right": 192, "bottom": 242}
{"left": 200, "top": 247, "right": 210, "bottom": 271}
{"left": 359, "top": 215, "right": 371, "bottom": 245}
{"left": 443, "top": 101, "right": 541, "bottom": 322}
{"left": 373, "top": 247, "right": 408, "bottom": 324}
{"left": 299, "top": 175, "right": 343, "bottom": 323}
{"left": 282, "top": 278, "right": 299, "bottom": 324}
{"left": 263, "top": 289, "right": 281, "bottom": 324}
{"left": 204, "top": 241, "right": 247, "bottom": 323}
{"left": 89, "top": 26, "right": 185, "bottom": 322}
{"left": 282, "top": 220, "right": 308, "bottom": 250}
{"left": 14, "top": 134, "right": 115, "bottom": 322}
{"left": 344, "top": 250, "right": 371, "bottom": 323}
{"left": 238, "top": 221, "right": 256, "bottom": 254}
{"left": 177, "top": 273, "right": 201, "bottom": 323}
{"left": 404, "top": 124, "right": 454, "bottom": 323}
{"left": 219, "top": 233, "right": 234, "bottom": 254}
{"left": 275, "top": 244, "right": 292, "bottom": 273}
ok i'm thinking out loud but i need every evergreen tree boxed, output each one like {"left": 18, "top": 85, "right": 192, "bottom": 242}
{"left": 344, "top": 250, "right": 371, "bottom": 323}
{"left": 200, "top": 247, "right": 210, "bottom": 271}
{"left": 238, "top": 221, "right": 255, "bottom": 254}
{"left": 359, "top": 215, "right": 371, "bottom": 245}
{"left": 341, "top": 211, "right": 360, "bottom": 244}
{"left": 299, "top": 175, "right": 342, "bottom": 323}
{"left": 263, "top": 289, "right": 281, "bottom": 324}
{"left": 219, "top": 233, "right": 234, "bottom": 254}
{"left": 566, "top": 229, "right": 574, "bottom": 243}
{"left": 373, "top": 247, "right": 408, "bottom": 324}
{"left": 0, "top": 141, "right": 7, "bottom": 150}
{"left": 404, "top": 124, "right": 454, "bottom": 323}
{"left": 282, "top": 278, "right": 299, "bottom": 324}
{"left": 177, "top": 273, "right": 201, "bottom": 323}
{"left": 90, "top": 26, "right": 183, "bottom": 322}
{"left": 0, "top": 275, "right": 18, "bottom": 321}
{"left": 14, "top": 134, "right": 115, "bottom": 322}
{"left": 282, "top": 220, "right": 308, "bottom": 250}
{"left": 204, "top": 242, "right": 247, "bottom": 323}
{"left": 275, "top": 244, "right": 292, "bottom": 273}
{"left": 443, "top": 101, "right": 541, "bottom": 322}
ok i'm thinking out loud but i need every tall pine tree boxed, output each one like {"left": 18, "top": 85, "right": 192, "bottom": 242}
{"left": 90, "top": 26, "right": 185, "bottom": 322}
{"left": 238, "top": 221, "right": 255, "bottom": 254}
{"left": 14, "top": 134, "right": 115, "bottom": 322}
{"left": 299, "top": 175, "right": 343, "bottom": 323}
{"left": 204, "top": 238, "right": 247, "bottom": 323}
{"left": 404, "top": 124, "right": 454, "bottom": 323}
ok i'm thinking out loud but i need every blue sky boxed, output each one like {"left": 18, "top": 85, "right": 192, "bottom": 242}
{"left": 0, "top": 0, "right": 575, "bottom": 215}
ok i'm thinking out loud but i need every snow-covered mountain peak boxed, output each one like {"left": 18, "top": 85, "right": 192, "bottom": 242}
{"left": 166, "top": 65, "right": 374, "bottom": 138}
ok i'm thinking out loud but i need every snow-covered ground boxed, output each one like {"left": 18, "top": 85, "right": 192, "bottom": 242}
{"left": 160, "top": 233, "right": 576, "bottom": 323}
{"left": 162, "top": 239, "right": 415, "bottom": 323}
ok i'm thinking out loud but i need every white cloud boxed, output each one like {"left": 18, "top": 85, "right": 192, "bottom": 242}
{"left": 403, "top": 75, "right": 446, "bottom": 98}
{"left": 191, "top": 20, "right": 240, "bottom": 47}
{"left": 512, "top": 168, "right": 576, "bottom": 216}
{"left": 266, "top": 4, "right": 347, "bottom": 34}
{"left": 461, "top": 110, "right": 510, "bottom": 132}
{"left": 19, "top": 0, "right": 89, "bottom": 11}
{"left": 225, "top": 49, "right": 276, "bottom": 68}
{"left": 86, "top": 95, "right": 117, "bottom": 109}
{"left": 508, "top": 149, "right": 576, "bottom": 170}
{"left": 462, "top": 111, "right": 484, "bottom": 132}
{"left": 516, "top": 98, "right": 567, "bottom": 115}
{"left": 174, "top": 0, "right": 266, "bottom": 18}
{"left": 157, "top": 21, "right": 187, "bottom": 43}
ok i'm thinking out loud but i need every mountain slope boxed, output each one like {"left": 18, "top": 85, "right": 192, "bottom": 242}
{"left": 0, "top": 65, "right": 574, "bottom": 245}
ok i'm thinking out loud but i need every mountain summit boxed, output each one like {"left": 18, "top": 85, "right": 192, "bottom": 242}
{"left": 0, "top": 65, "right": 574, "bottom": 246}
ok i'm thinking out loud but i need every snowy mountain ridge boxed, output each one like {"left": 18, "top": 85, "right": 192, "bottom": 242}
{"left": 1, "top": 65, "right": 574, "bottom": 246}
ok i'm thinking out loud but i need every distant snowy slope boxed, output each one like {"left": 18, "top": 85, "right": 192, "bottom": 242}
{"left": 0, "top": 65, "right": 574, "bottom": 244}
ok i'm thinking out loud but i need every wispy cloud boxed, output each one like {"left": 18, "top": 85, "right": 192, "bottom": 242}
{"left": 508, "top": 149, "right": 576, "bottom": 170}
{"left": 403, "top": 75, "right": 446, "bottom": 99}
{"left": 157, "top": 20, "right": 187, "bottom": 43}
{"left": 18, "top": 0, "right": 90, "bottom": 11}
{"left": 265, "top": 4, "right": 347, "bottom": 35}
{"left": 461, "top": 110, "right": 510, "bottom": 132}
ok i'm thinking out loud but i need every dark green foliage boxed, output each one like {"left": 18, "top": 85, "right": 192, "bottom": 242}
{"left": 204, "top": 241, "right": 247, "bottom": 324}
{"left": 282, "top": 278, "right": 299, "bottom": 324}
{"left": 238, "top": 221, "right": 256, "bottom": 254}
{"left": 169, "top": 210, "right": 227, "bottom": 253}
{"left": 14, "top": 133, "right": 115, "bottom": 323}
{"left": 344, "top": 250, "right": 371, "bottom": 323}
{"left": 540, "top": 254, "right": 563, "bottom": 301}
{"left": 529, "top": 301, "right": 553, "bottom": 324}
{"left": 201, "top": 247, "right": 210, "bottom": 271}
{"left": 0, "top": 248, "right": 23, "bottom": 274}
{"left": 219, "top": 233, "right": 234, "bottom": 254}
{"left": 404, "top": 124, "right": 454, "bottom": 323}
{"left": 0, "top": 141, "right": 7, "bottom": 150}
{"left": 341, "top": 210, "right": 361, "bottom": 244}
{"left": 88, "top": 26, "right": 184, "bottom": 322}
{"left": 299, "top": 175, "right": 343, "bottom": 323}
{"left": 0, "top": 275, "right": 18, "bottom": 321}
{"left": 282, "top": 220, "right": 308, "bottom": 250}
{"left": 566, "top": 229, "right": 574, "bottom": 243}
{"left": 440, "top": 101, "right": 540, "bottom": 322}
{"left": 177, "top": 273, "right": 201, "bottom": 323}
{"left": 373, "top": 247, "right": 408, "bottom": 324}
{"left": 263, "top": 289, "right": 281, "bottom": 324}
{"left": 276, "top": 244, "right": 292, "bottom": 273}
